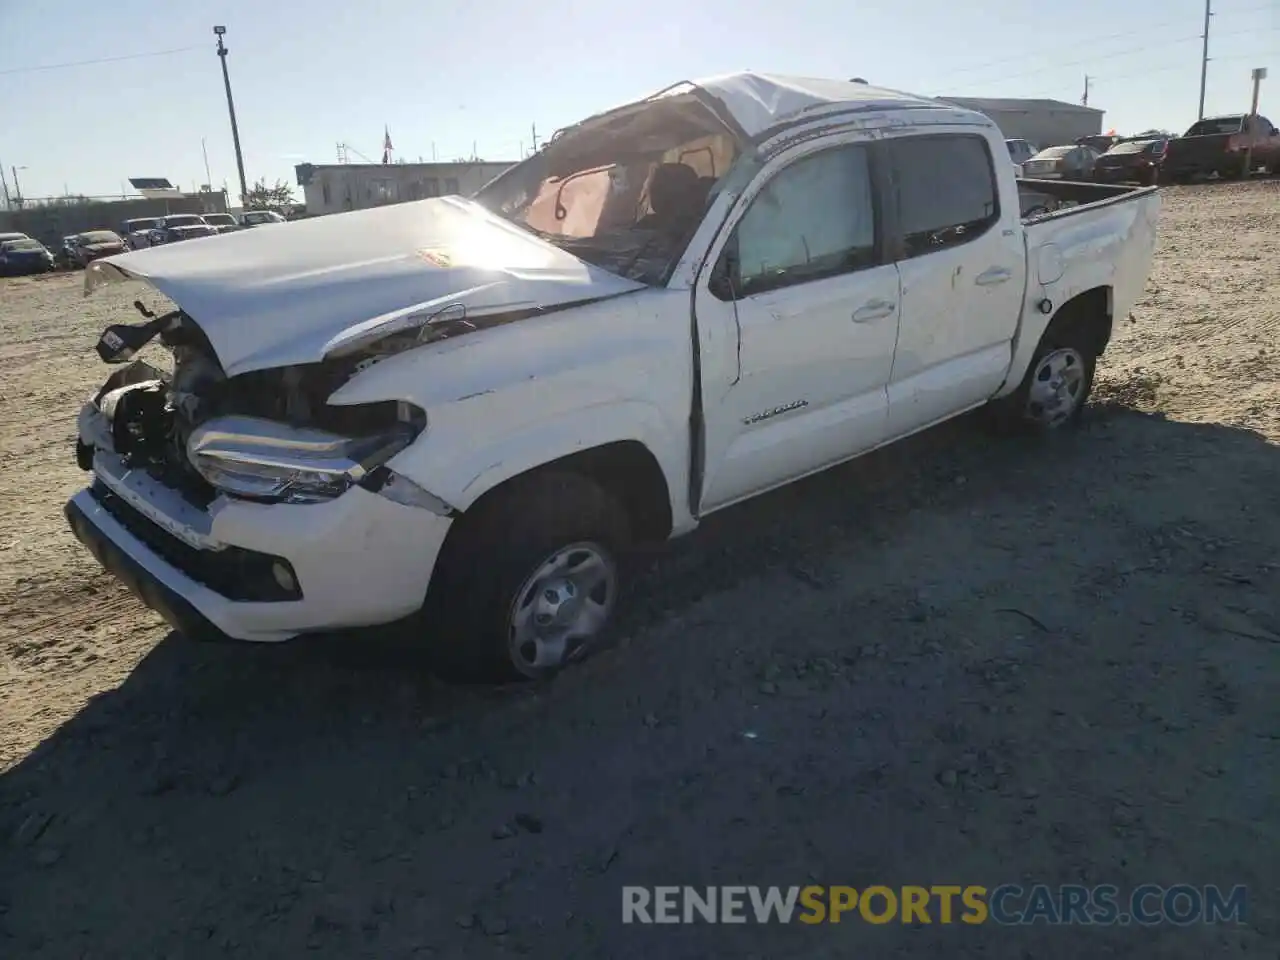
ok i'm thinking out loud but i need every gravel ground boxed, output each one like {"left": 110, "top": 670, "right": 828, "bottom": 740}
{"left": 1, "top": 182, "right": 1278, "bottom": 958}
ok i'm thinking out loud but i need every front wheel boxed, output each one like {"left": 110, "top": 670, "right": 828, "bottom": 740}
{"left": 420, "top": 471, "right": 630, "bottom": 683}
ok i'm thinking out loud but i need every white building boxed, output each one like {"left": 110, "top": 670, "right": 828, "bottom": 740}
{"left": 937, "top": 97, "right": 1105, "bottom": 150}
{"left": 294, "top": 161, "right": 515, "bottom": 216}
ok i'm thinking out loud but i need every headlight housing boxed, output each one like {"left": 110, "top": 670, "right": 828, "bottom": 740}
{"left": 187, "top": 414, "right": 421, "bottom": 504}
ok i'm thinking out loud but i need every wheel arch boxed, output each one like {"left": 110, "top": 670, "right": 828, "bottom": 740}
{"left": 448, "top": 438, "right": 675, "bottom": 549}
{"left": 997, "top": 284, "right": 1113, "bottom": 398}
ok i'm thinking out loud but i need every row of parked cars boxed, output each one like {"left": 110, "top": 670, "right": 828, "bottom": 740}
{"left": 1007, "top": 135, "right": 1168, "bottom": 185}
{"left": 1007, "top": 111, "right": 1280, "bottom": 186}
{"left": 119, "top": 209, "right": 287, "bottom": 250}
{"left": 0, "top": 209, "right": 289, "bottom": 277}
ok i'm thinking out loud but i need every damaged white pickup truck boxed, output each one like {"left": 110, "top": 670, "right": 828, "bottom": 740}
{"left": 65, "top": 73, "right": 1160, "bottom": 681}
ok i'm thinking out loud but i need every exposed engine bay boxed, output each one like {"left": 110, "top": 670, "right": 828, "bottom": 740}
{"left": 85, "top": 301, "right": 426, "bottom": 506}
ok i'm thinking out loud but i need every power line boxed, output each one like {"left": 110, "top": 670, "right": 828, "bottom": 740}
{"left": 975, "top": 26, "right": 1272, "bottom": 86}
{"left": 928, "top": 2, "right": 1276, "bottom": 85}
{"left": 0, "top": 46, "right": 200, "bottom": 76}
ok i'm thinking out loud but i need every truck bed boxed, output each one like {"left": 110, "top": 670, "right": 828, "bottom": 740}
{"left": 1017, "top": 179, "right": 1152, "bottom": 222}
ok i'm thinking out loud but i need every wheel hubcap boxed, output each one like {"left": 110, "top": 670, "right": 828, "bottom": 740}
{"left": 1025, "top": 348, "right": 1085, "bottom": 428}
{"left": 508, "top": 543, "right": 616, "bottom": 674}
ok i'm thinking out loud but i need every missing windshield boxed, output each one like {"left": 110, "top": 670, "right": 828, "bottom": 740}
{"left": 473, "top": 95, "right": 741, "bottom": 285}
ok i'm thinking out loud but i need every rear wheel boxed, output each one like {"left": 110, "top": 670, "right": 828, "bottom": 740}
{"left": 984, "top": 322, "right": 1097, "bottom": 435}
{"left": 420, "top": 471, "right": 629, "bottom": 683}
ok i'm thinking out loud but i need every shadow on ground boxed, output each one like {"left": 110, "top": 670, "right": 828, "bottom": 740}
{"left": 2, "top": 407, "right": 1278, "bottom": 959}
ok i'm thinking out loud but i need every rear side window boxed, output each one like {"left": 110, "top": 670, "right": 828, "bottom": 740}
{"left": 888, "top": 135, "right": 999, "bottom": 259}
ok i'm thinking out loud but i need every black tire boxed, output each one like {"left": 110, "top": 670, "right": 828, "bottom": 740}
{"left": 983, "top": 319, "right": 1098, "bottom": 436}
{"left": 418, "top": 471, "right": 630, "bottom": 683}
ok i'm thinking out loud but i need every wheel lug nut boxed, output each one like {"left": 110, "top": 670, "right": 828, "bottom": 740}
{"left": 543, "top": 589, "right": 558, "bottom": 602}
{"left": 535, "top": 613, "right": 553, "bottom": 625}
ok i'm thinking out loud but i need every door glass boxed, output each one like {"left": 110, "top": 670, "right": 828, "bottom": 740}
{"left": 733, "top": 145, "right": 876, "bottom": 296}
{"left": 890, "top": 135, "right": 999, "bottom": 258}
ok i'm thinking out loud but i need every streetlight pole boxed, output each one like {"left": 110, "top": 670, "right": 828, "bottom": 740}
{"left": 214, "top": 26, "right": 249, "bottom": 207}
{"left": 1198, "top": 0, "right": 1212, "bottom": 121}
{"left": 11, "top": 166, "right": 26, "bottom": 207}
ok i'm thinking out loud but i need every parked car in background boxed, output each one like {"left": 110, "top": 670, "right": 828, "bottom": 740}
{"left": 1159, "top": 113, "right": 1280, "bottom": 183}
{"left": 148, "top": 214, "right": 218, "bottom": 246}
{"left": 202, "top": 213, "right": 241, "bottom": 235}
{"left": 1093, "top": 138, "right": 1167, "bottom": 185}
{"left": 239, "top": 210, "right": 287, "bottom": 228}
{"left": 1077, "top": 134, "right": 1121, "bottom": 153}
{"left": 0, "top": 237, "right": 56, "bottom": 275}
{"left": 121, "top": 218, "right": 163, "bottom": 250}
{"left": 0, "top": 231, "right": 31, "bottom": 246}
{"left": 1022, "top": 144, "right": 1100, "bottom": 180}
{"left": 1006, "top": 138, "right": 1038, "bottom": 175}
{"left": 66, "top": 73, "right": 1161, "bottom": 682}
{"left": 56, "top": 236, "right": 82, "bottom": 269}
{"left": 68, "top": 230, "right": 127, "bottom": 267}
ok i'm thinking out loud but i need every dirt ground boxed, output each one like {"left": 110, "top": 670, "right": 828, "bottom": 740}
{"left": 1, "top": 182, "right": 1278, "bottom": 958}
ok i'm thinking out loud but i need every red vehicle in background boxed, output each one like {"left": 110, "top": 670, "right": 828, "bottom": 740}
{"left": 1159, "top": 114, "right": 1280, "bottom": 183}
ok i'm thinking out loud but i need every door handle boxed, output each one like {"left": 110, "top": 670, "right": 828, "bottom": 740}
{"left": 852, "top": 299, "right": 896, "bottom": 323}
{"left": 976, "top": 267, "right": 1013, "bottom": 286}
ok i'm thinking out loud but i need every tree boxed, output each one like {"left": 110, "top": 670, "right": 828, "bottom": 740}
{"left": 243, "top": 178, "right": 295, "bottom": 211}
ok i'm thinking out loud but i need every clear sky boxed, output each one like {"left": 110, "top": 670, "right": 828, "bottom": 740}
{"left": 0, "top": 0, "right": 1275, "bottom": 202}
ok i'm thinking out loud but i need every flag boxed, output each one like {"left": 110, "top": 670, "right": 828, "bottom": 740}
{"left": 382, "top": 126, "right": 393, "bottom": 164}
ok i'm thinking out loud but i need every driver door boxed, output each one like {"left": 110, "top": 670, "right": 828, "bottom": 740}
{"left": 693, "top": 139, "right": 900, "bottom": 512}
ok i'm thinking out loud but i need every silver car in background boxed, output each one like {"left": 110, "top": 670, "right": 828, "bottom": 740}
{"left": 1021, "top": 144, "right": 1101, "bottom": 181}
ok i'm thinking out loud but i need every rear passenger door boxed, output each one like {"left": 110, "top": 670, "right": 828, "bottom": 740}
{"left": 882, "top": 133, "right": 1027, "bottom": 439}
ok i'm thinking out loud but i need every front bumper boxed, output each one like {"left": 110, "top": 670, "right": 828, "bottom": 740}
{"left": 65, "top": 450, "right": 454, "bottom": 642}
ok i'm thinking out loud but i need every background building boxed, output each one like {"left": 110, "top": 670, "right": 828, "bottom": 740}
{"left": 294, "top": 161, "right": 515, "bottom": 216}
{"left": 938, "top": 97, "right": 1105, "bottom": 149}
{"left": 0, "top": 190, "right": 230, "bottom": 246}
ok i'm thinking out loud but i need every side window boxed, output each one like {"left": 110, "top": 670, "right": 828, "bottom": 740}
{"left": 725, "top": 145, "right": 877, "bottom": 298}
{"left": 889, "top": 135, "right": 999, "bottom": 259}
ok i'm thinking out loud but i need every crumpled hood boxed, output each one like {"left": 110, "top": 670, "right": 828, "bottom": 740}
{"left": 85, "top": 196, "right": 645, "bottom": 377}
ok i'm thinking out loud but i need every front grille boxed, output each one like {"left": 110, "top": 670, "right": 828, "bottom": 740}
{"left": 89, "top": 481, "right": 302, "bottom": 602}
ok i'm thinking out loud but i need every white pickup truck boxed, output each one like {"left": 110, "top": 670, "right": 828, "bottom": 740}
{"left": 65, "top": 74, "right": 1160, "bottom": 682}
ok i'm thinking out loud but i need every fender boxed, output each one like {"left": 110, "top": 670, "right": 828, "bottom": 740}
{"left": 997, "top": 191, "right": 1156, "bottom": 397}
{"left": 323, "top": 295, "right": 696, "bottom": 526}
{"left": 431, "top": 400, "right": 690, "bottom": 520}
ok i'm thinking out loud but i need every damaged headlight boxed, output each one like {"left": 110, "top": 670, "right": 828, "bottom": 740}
{"left": 187, "top": 415, "right": 420, "bottom": 505}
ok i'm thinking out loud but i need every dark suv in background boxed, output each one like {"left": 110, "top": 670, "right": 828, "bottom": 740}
{"left": 1094, "top": 138, "right": 1168, "bottom": 185}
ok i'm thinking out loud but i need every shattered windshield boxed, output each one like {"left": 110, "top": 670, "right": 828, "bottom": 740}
{"left": 473, "top": 94, "right": 740, "bottom": 285}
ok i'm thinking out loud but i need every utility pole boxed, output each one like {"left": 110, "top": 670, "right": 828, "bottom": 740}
{"left": 1082, "top": 75, "right": 1092, "bottom": 107}
{"left": 1198, "top": 0, "right": 1212, "bottom": 120}
{"left": 0, "top": 164, "right": 10, "bottom": 210}
{"left": 11, "top": 166, "right": 24, "bottom": 207}
{"left": 202, "top": 138, "right": 213, "bottom": 190}
{"left": 1242, "top": 67, "right": 1268, "bottom": 179}
{"left": 531, "top": 122, "right": 540, "bottom": 153}
{"left": 214, "top": 26, "right": 249, "bottom": 206}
